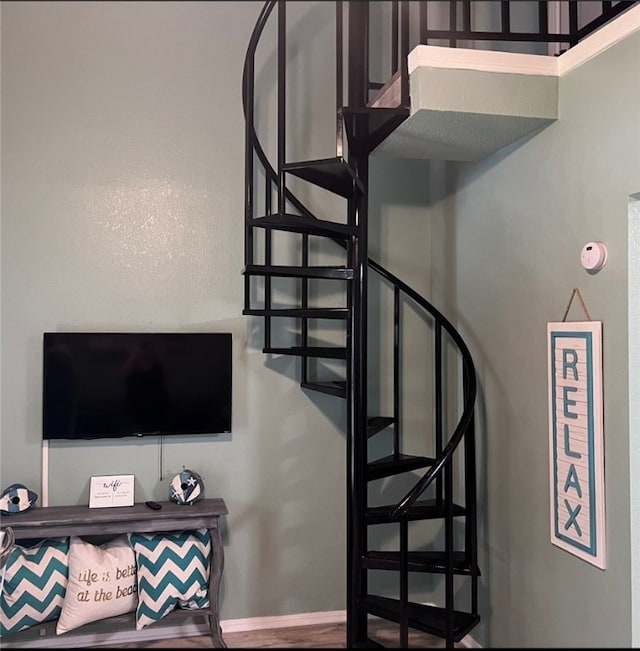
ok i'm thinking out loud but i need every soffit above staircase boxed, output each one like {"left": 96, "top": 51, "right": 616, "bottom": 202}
{"left": 373, "top": 5, "right": 640, "bottom": 163}
{"left": 373, "top": 46, "right": 559, "bottom": 162}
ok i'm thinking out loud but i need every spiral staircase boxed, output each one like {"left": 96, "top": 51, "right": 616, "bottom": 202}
{"left": 241, "top": 1, "right": 636, "bottom": 647}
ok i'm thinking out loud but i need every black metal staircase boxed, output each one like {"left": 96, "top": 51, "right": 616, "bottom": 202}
{"left": 241, "top": 1, "right": 638, "bottom": 647}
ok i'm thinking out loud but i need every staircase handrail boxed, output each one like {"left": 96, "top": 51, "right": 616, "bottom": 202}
{"left": 243, "top": 0, "right": 477, "bottom": 521}
{"left": 367, "top": 258, "right": 477, "bottom": 518}
{"left": 242, "top": 1, "right": 316, "bottom": 223}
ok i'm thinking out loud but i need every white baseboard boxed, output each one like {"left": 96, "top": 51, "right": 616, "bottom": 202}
{"left": 221, "top": 609, "right": 346, "bottom": 633}
{"left": 223, "top": 608, "right": 483, "bottom": 647}
{"left": 3, "top": 609, "right": 481, "bottom": 648}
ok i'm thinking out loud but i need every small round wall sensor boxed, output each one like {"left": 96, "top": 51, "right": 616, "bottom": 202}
{"left": 580, "top": 241, "right": 607, "bottom": 272}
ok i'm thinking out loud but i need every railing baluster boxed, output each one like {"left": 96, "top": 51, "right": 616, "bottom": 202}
{"left": 419, "top": 0, "right": 428, "bottom": 44}
{"left": 391, "top": 0, "right": 399, "bottom": 75}
{"left": 449, "top": 0, "right": 457, "bottom": 47}
{"left": 501, "top": 0, "right": 511, "bottom": 36}
{"left": 277, "top": 0, "right": 286, "bottom": 214}
{"left": 569, "top": 0, "right": 579, "bottom": 46}
{"left": 301, "top": 233, "right": 309, "bottom": 381}
{"left": 538, "top": 1, "right": 549, "bottom": 37}
{"left": 400, "top": 1, "right": 410, "bottom": 107}
{"left": 435, "top": 322, "right": 443, "bottom": 504}
{"left": 463, "top": 362, "right": 479, "bottom": 617}
{"left": 264, "top": 183, "right": 272, "bottom": 347}
{"left": 462, "top": 0, "right": 472, "bottom": 37}
{"left": 336, "top": 0, "right": 343, "bottom": 158}
{"left": 400, "top": 516, "right": 409, "bottom": 648}
{"left": 393, "top": 286, "right": 400, "bottom": 459}
{"left": 445, "top": 458, "right": 455, "bottom": 648}
{"left": 348, "top": 1, "right": 368, "bottom": 107}
{"left": 243, "top": 40, "right": 255, "bottom": 313}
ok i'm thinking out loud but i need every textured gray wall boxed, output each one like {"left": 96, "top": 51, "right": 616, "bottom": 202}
{"left": 1, "top": 0, "right": 349, "bottom": 621}
{"left": 439, "top": 31, "right": 640, "bottom": 647}
{"left": 0, "top": 0, "right": 434, "bottom": 625}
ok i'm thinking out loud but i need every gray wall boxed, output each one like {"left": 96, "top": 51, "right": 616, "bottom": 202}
{"left": 435, "top": 31, "right": 640, "bottom": 647}
{"left": 4, "top": 0, "right": 637, "bottom": 643}
{"left": 1, "top": 0, "right": 350, "bottom": 622}
{"left": 0, "top": 0, "right": 434, "bottom": 626}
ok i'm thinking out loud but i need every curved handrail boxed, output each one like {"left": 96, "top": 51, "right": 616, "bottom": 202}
{"left": 367, "top": 259, "right": 477, "bottom": 518}
{"left": 242, "top": 1, "right": 316, "bottom": 222}
{"left": 242, "top": 1, "right": 476, "bottom": 519}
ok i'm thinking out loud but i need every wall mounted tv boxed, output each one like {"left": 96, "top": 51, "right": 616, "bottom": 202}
{"left": 43, "top": 332, "right": 232, "bottom": 440}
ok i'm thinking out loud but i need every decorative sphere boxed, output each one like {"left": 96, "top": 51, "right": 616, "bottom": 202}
{"left": 168, "top": 470, "right": 205, "bottom": 505}
{"left": 0, "top": 483, "right": 38, "bottom": 515}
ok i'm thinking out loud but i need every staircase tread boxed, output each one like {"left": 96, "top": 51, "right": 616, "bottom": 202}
{"left": 250, "top": 213, "right": 356, "bottom": 238}
{"left": 366, "top": 416, "right": 394, "bottom": 438}
{"left": 264, "top": 346, "right": 347, "bottom": 359}
{"left": 360, "top": 595, "right": 479, "bottom": 642}
{"left": 366, "top": 498, "right": 466, "bottom": 524}
{"left": 363, "top": 550, "right": 480, "bottom": 575}
{"left": 243, "top": 264, "right": 354, "bottom": 280}
{"left": 342, "top": 106, "right": 410, "bottom": 116}
{"left": 243, "top": 307, "right": 349, "bottom": 319}
{"left": 301, "top": 380, "right": 347, "bottom": 398}
{"left": 283, "top": 156, "right": 364, "bottom": 199}
{"left": 367, "top": 453, "right": 435, "bottom": 481}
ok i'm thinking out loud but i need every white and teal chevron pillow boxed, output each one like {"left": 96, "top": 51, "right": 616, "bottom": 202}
{"left": 0, "top": 537, "right": 70, "bottom": 636}
{"left": 128, "top": 529, "right": 210, "bottom": 630}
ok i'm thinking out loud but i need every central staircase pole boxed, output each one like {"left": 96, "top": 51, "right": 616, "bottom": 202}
{"left": 346, "top": 1, "right": 370, "bottom": 647}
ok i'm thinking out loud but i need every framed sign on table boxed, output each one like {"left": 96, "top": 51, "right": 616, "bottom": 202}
{"left": 89, "top": 474, "right": 135, "bottom": 509}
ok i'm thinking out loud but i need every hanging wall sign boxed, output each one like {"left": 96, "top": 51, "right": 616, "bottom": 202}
{"left": 547, "top": 321, "right": 605, "bottom": 569}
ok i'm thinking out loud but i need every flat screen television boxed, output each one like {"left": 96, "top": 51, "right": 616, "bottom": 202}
{"left": 43, "top": 332, "right": 232, "bottom": 440}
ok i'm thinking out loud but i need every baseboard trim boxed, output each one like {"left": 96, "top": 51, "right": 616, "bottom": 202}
{"left": 221, "top": 609, "right": 346, "bottom": 634}
{"left": 222, "top": 608, "right": 483, "bottom": 647}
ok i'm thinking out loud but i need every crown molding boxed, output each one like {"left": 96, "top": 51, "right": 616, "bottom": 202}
{"left": 557, "top": 3, "right": 640, "bottom": 75}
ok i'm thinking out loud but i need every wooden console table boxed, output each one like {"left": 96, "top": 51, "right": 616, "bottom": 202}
{"left": 1, "top": 498, "right": 228, "bottom": 648}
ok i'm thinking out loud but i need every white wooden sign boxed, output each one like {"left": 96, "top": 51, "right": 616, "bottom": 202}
{"left": 547, "top": 321, "right": 605, "bottom": 569}
{"left": 89, "top": 474, "right": 135, "bottom": 509}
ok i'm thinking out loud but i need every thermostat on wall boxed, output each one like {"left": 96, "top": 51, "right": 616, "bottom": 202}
{"left": 580, "top": 241, "right": 607, "bottom": 272}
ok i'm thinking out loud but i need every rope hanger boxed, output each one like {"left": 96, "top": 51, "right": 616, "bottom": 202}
{"left": 561, "top": 287, "right": 593, "bottom": 322}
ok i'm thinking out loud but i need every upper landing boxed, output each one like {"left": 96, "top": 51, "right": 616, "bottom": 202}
{"left": 372, "top": 4, "right": 640, "bottom": 162}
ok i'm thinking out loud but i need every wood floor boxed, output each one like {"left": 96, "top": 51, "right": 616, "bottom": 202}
{"left": 111, "top": 620, "right": 462, "bottom": 648}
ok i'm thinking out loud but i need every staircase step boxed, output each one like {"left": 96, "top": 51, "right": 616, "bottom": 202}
{"left": 243, "top": 307, "right": 349, "bottom": 320}
{"left": 363, "top": 550, "right": 478, "bottom": 576}
{"left": 367, "top": 416, "right": 394, "bottom": 438}
{"left": 365, "top": 498, "right": 466, "bottom": 525}
{"left": 264, "top": 346, "right": 347, "bottom": 360}
{"left": 283, "top": 157, "right": 364, "bottom": 199}
{"left": 367, "top": 453, "right": 435, "bottom": 481}
{"left": 243, "top": 264, "right": 353, "bottom": 280}
{"left": 341, "top": 106, "right": 410, "bottom": 156}
{"left": 352, "top": 640, "right": 385, "bottom": 649}
{"left": 360, "top": 595, "right": 480, "bottom": 643}
{"left": 301, "top": 380, "right": 347, "bottom": 397}
{"left": 250, "top": 213, "right": 356, "bottom": 238}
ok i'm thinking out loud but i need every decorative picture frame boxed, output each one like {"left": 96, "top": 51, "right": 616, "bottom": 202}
{"left": 89, "top": 475, "right": 135, "bottom": 509}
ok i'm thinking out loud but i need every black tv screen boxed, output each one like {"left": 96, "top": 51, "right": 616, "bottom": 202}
{"left": 43, "top": 332, "right": 232, "bottom": 440}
